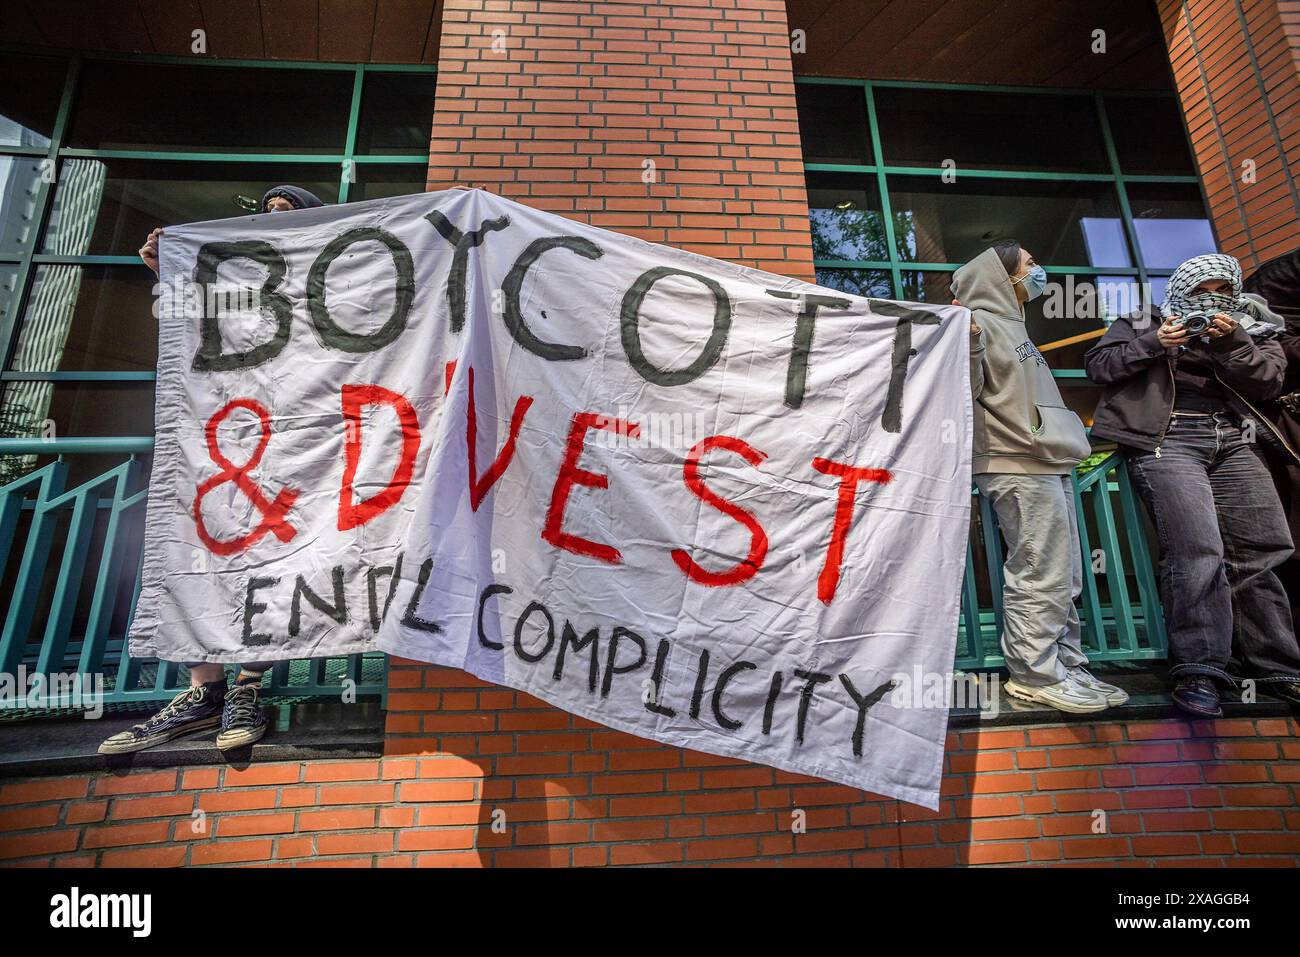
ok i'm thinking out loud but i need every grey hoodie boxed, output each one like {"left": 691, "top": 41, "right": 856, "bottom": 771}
{"left": 952, "top": 248, "right": 1091, "bottom": 475}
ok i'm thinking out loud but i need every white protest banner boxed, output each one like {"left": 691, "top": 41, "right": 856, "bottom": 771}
{"left": 131, "top": 188, "right": 971, "bottom": 807}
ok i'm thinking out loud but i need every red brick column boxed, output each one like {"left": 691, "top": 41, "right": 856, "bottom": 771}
{"left": 1158, "top": 0, "right": 1300, "bottom": 269}
{"left": 426, "top": 0, "right": 814, "bottom": 279}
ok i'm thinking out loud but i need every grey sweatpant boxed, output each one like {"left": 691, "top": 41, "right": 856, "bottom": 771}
{"left": 975, "top": 472, "right": 1090, "bottom": 687}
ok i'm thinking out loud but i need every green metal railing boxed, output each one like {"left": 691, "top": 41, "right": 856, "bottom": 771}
{"left": 957, "top": 450, "right": 1167, "bottom": 670}
{"left": 0, "top": 438, "right": 385, "bottom": 713}
{"left": 0, "top": 440, "right": 1165, "bottom": 713}
{"left": 0, "top": 48, "right": 427, "bottom": 712}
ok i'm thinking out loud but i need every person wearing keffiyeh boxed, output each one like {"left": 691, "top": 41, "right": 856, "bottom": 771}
{"left": 1163, "top": 253, "right": 1283, "bottom": 339}
{"left": 1086, "top": 252, "right": 1300, "bottom": 718}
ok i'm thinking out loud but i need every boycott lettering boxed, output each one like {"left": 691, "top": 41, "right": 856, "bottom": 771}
{"left": 193, "top": 218, "right": 919, "bottom": 606}
{"left": 133, "top": 189, "right": 970, "bottom": 807}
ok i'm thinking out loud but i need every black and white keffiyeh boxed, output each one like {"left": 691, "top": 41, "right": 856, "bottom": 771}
{"left": 1163, "top": 253, "right": 1281, "bottom": 337}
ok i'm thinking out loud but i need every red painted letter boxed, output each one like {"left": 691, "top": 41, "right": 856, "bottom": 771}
{"left": 811, "top": 457, "right": 892, "bottom": 605}
{"left": 194, "top": 398, "right": 299, "bottom": 556}
{"left": 467, "top": 366, "right": 533, "bottom": 512}
{"left": 543, "top": 412, "right": 639, "bottom": 564}
{"left": 671, "top": 435, "right": 769, "bottom": 587}
{"left": 338, "top": 384, "right": 421, "bottom": 531}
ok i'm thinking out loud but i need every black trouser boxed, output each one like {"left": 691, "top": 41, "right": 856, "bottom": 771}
{"left": 1125, "top": 412, "right": 1300, "bottom": 685}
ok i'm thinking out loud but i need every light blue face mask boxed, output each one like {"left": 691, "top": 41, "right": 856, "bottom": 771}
{"left": 1014, "top": 264, "right": 1048, "bottom": 302}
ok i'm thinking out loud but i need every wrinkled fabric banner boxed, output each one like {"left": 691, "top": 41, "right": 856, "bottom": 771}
{"left": 131, "top": 188, "right": 971, "bottom": 807}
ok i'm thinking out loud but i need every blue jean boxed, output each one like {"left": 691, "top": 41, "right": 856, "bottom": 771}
{"left": 1125, "top": 412, "right": 1300, "bottom": 684}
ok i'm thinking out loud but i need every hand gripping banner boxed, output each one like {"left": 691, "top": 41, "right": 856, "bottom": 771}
{"left": 131, "top": 188, "right": 972, "bottom": 807}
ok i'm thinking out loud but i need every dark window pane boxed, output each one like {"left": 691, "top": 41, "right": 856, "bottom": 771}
{"left": 874, "top": 88, "right": 1107, "bottom": 173}
{"left": 1125, "top": 182, "right": 1215, "bottom": 270}
{"left": 350, "top": 164, "right": 428, "bottom": 202}
{"left": 1025, "top": 272, "right": 1131, "bottom": 359}
{"left": 795, "top": 84, "right": 869, "bottom": 165}
{"left": 898, "top": 271, "right": 958, "bottom": 305}
{"left": 1059, "top": 383, "right": 1100, "bottom": 433}
{"left": 68, "top": 61, "right": 352, "bottom": 154}
{"left": 9, "top": 265, "right": 157, "bottom": 374}
{"left": 355, "top": 72, "right": 436, "bottom": 155}
{"left": 815, "top": 268, "right": 891, "bottom": 298}
{"left": 0, "top": 54, "right": 66, "bottom": 148}
{"left": 1, "top": 156, "right": 44, "bottom": 256}
{"left": 806, "top": 173, "right": 885, "bottom": 261}
{"left": 1106, "top": 96, "right": 1195, "bottom": 175}
{"left": 42, "top": 158, "right": 341, "bottom": 256}
{"left": 0, "top": 381, "right": 154, "bottom": 448}
{"left": 887, "top": 176, "right": 1130, "bottom": 266}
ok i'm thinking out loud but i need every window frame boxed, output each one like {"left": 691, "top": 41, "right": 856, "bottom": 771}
{"left": 0, "top": 47, "right": 436, "bottom": 421}
{"left": 797, "top": 75, "right": 1216, "bottom": 375}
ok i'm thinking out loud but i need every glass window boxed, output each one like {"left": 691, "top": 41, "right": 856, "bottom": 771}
{"left": 1026, "top": 272, "right": 1122, "bottom": 349}
{"left": 874, "top": 88, "right": 1108, "bottom": 173}
{"left": 0, "top": 54, "right": 66, "bottom": 148}
{"left": 42, "top": 158, "right": 342, "bottom": 256}
{"left": 349, "top": 164, "right": 429, "bottom": 202}
{"left": 887, "top": 176, "right": 1130, "bottom": 266}
{"left": 355, "top": 73, "right": 437, "bottom": 155}
{"left": 1147, "top": 276, "right": 1171, "bottom": 308}
{"left": 1125, "top": 182, "right": 1216, "bottom": 270}
{"left": 898, "top": 271, "right": 957, "bottom": 305}
{"left": 67, "top": 61, "right": 353, "bottom": 154}
{"left": 0, "top": 156, "right": 45, "bottom": 256}
{"left": 1105, "top": 96, "right": 1196, "bottom": 175}
{"left": 815, "top": 268, "right": 891, "bottom": 299}
{"left": 1058, "top": 382, "right": 1100, "bottom": 431}
{"left": 9, "top": 266, "right": 158, "bottom": 374}
{"left": 0, "top": 265, "right": 17, "bottom": 332}
{"left": 795, "top": 84, "right": 869, "bottom": 165}
{"left": 806, "top": 173, "right": 886, "bottom": 261}
{"left": 0, "top": 380, "right": 154, "bottom": 442}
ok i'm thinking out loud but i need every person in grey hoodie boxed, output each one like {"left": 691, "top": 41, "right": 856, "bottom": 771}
{"left": 954, "top": 241, "right": 1127, "bottom": 713}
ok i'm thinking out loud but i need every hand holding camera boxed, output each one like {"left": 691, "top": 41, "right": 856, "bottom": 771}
{"left": 1161, "top": 311, "right": 1237, "bottom": 347}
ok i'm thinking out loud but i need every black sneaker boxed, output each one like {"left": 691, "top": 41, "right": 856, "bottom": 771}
{"left": 1171, "top": 675, "right": 1223, "bottom": 718}
{"left": 216, "top": 683, "right": 268, "bottom": 751}
{"left": 98, "top": 682, "right": 226, "bottom": 754}
{"left": 1263, "top": 680, "right": 1300, "bottom": 709}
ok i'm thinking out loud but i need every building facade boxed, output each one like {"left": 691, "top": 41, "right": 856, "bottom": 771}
{"left": 0, "top": 0, "right": 1297, "bottom": 867}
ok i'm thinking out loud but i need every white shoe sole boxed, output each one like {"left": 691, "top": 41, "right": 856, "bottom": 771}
{"left": 1004, "top": 681, "right": 1110, "bottom": 714}
{"left": 216, "top": 724, "right": 268, "bottom": 751}
{"left": 97, "top": 714, "right": 222, "bottom": 755}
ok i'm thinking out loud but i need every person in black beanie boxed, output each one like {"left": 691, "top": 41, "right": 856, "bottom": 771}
{"left": 103, "top": 185, "right": 327, "bottom": 756}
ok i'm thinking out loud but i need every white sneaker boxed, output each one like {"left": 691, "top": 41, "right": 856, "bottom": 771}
{"left": 1066, "top": 666, "right": 1129, "bottom": 706}
{"left": 1004, "top": 677, "right": 1110, "bottom": 713}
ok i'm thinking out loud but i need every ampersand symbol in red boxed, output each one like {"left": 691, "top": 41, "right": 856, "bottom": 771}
{"left": 192, "top": 398, "right": 299, "bottom": 556}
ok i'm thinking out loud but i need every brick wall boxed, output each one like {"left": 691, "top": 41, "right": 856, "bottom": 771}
{"left": 1159, "top": 0, "right": 1300, "bottom": 270}
{"left": 426, "top": 0, "right": 814, "bottom": 280}
{"left": 3, "top": 700, "right": 1297, "bottom": 867}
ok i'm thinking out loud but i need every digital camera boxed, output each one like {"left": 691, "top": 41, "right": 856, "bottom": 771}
{"left": 1170, "top": 311, "right": 1213, "bottom": 335}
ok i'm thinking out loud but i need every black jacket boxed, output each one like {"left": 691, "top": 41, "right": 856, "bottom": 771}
{"left": 1085, "top": 305, "right": 1288, "bottom": 453}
